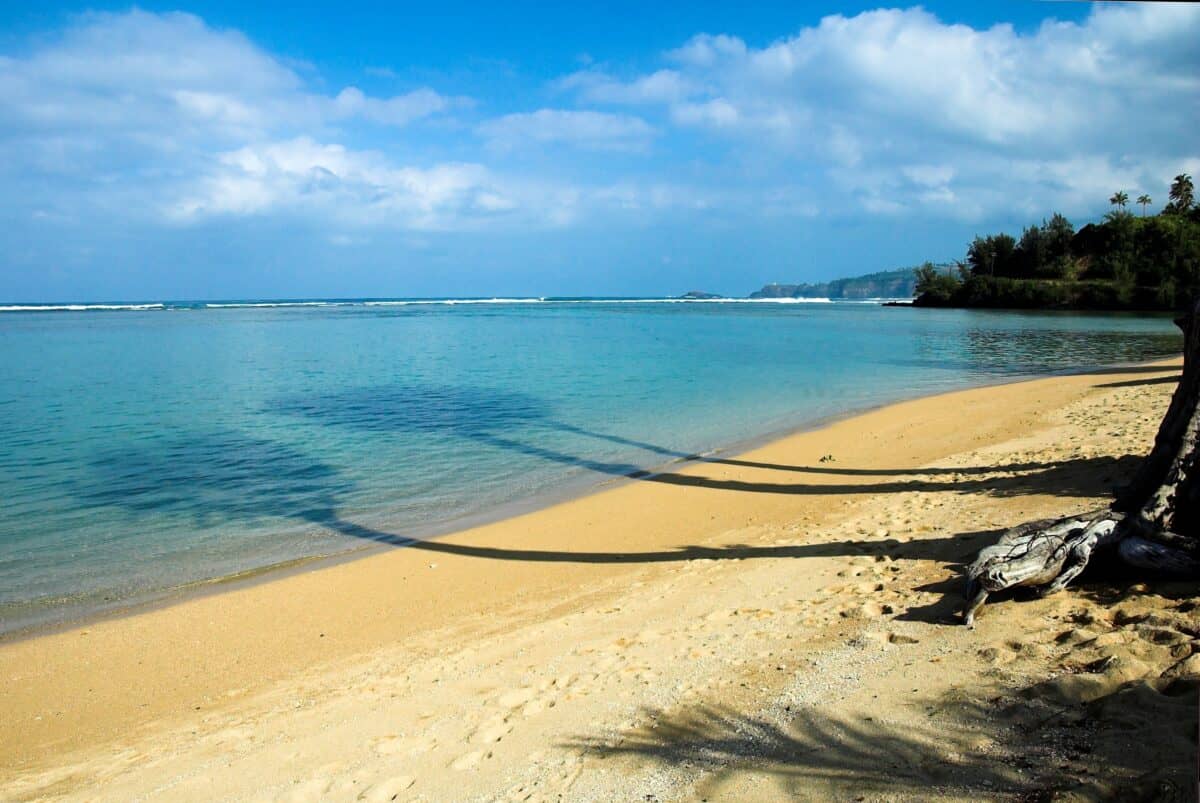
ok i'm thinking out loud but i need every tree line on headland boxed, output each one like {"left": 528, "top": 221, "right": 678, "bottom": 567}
{"left": 914, "top": 173, "right": 1199, "bottom": 310}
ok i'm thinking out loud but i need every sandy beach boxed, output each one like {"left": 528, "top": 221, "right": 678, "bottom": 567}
{"left": 1, "top": 359, "right": 1196, "bottom": 801}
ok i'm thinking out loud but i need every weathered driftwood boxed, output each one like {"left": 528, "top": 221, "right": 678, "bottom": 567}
{"left": 963, "top": 299, "right": 1200, "bottom": 626}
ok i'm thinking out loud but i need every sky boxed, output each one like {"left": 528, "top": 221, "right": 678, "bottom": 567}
{"left": 0, "top": 2, "right": 1197, "bottom": 301}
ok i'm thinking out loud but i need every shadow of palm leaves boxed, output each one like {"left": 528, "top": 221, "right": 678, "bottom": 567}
{"left": 564, "top": 703, "right": 1020, "bottom": 797}
{"left": 563, "top": 685, "right": 1196, "bottom": 801}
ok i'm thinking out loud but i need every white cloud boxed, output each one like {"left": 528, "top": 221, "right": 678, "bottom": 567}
{"left": 669, "top": 98, "right": 740, "bottom": 128}
{"left": 666, "top": 34, "right": 747, "bottom": 67}
{"left": 168, "top": 137, "right": 658, "bottom": 231}
{"left": 0, "top": 10, "right": 678, "bottom": 232}
{"left": 478, "top": 109, "right": 655, "bottom": 152}
{"left": 559, "top": 4, "right": 1200, "bottom": 219}
{"left": 556, "top": 69, "right": 694, "bottom": 105}
{"left": 0, "top": 10, "right": 473, "bottom": 225}
{"left": 331, "top": 87, "right": 466, "bottom": 127}
{"left": 659, "top": 7, "right": 1196, "bottom": 150}
{"left": 171, "top": 138, "right": 521, "bottom": 230}
{"left": 0, "top": 11, "right": 460, "bottom": 141}
{"left": 902, "top": 165, "right": 955, "bottom": 189}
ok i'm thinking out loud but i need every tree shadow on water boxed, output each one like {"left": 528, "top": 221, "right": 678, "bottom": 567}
{"left": 266, "top": 383, "right": 554, "bottom": 437}
{"left": 81, "top": 430, "right": 355, "bottom": 528}
{"left": 267, "top": 382, "right": 1144, "bottom": 500}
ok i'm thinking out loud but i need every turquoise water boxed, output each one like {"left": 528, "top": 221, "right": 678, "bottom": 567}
{"left": 0, "top": 299, "right": 1181, "bottom": 632}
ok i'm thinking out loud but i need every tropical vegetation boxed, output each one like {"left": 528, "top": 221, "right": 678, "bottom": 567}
{"left": 914, "top": 174, "right": 1200, "bottom": 310}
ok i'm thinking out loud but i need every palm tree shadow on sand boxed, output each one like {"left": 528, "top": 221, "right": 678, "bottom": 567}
{"left": 565, "top": 703, "right": 1018, "bottom": 798}
{"left": 560, "top": 683, "right": 1195, "bottom": 801}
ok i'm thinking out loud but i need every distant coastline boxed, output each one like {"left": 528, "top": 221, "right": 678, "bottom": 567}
{"left": 0, "top": 295, "right": 914, "bottom": 313}
{"left": 746, "top": 267, "right": 917, "bottom": 300}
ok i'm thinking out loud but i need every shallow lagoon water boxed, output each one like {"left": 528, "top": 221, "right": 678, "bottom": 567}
{"left": 0, "top": 299, "right": 1181, "bottom": 631}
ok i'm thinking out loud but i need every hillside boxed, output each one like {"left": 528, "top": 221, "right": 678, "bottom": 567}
{"left": 749, "top": 268, "right": 916, "bottom": 300}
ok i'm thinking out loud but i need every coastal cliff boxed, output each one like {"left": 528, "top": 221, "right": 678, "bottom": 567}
{"left": 750, "top": 267, "right": 916, "bottom": 299}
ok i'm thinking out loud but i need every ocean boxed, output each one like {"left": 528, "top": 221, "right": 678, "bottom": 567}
{"left": 0, "top": 298, "right": 1181, "bottom": 633}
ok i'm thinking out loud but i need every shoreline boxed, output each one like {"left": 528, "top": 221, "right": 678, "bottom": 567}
{"left": 1, "top": 357, "right": 1192, "bottom": 798}
{"left": 0, "top": 356, "right": 1179, "bottom": 645}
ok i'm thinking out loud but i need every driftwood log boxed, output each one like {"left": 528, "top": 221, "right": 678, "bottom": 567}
{"left": 963, "top": 299, "right": 1200, "bottom": 626}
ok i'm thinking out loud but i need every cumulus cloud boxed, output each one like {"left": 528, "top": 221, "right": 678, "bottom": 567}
{"left": 0, "top": 11, "right": 462, "bottom": 139}
{"left": 478, "top": 109, "right": 655, "bottom": 152}
{"left": 648, "top": 5, "right": 1200, "bottom": 150}
{"left": 170, "top": 136, "right": 670, "bottom": 232}
{"left": 171, "top": 137, "right": 522, "bottom": 230}
{"left": 331, "top": 87, "right": 469, "bottom": 127}
{"left": 562, "top": 4, "right": 1200, "bottom": 219}
{"left": 555, "top": 69, "right": 695, "bottom": 105}
{"left": 0, "top": 10, "right": 476, "bottom": 227}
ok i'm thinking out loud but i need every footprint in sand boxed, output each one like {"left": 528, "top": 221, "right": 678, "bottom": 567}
{"left": 1056, "top": 627, "right": 1099, "bottom": 645}
{"left": 496, "top": 687, "right": 537, "bottom": 709}
{"left": 738, "top": 607, "right": 775, "bottom": 619}
{"left": 521, "top": 697, "right": 549, "bottom": 717}
{"left": 360, "top": 776, "right": 415, "bottom": 802}
{"left": 978, "top": 643, "right": 1018, "bottom": 665}
{"left": 451, "top": 750, "right": 491, "bottom": 770}
{"left": 212, "top": 724, "right": 256, "bottom": 748}
{"left": 283, "top": 777, "right": 333, "bottom": 803}
{"left": 373, "top": 734, "right": 437, "bottom": 756}
{"left": 839, "top": 601, "right": 893, "bottom": 618}
{"left": 471, "top": 715, "right": 512, "bottom": 744}
{"left": 853, "top": 581, "right": 886, "bottom": 594}
{"left": 635, "top": 628, "right": 662, "bottom": 643}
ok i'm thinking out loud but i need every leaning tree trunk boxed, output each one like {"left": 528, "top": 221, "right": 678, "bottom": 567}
{"left": 963, "top": 299, "right": 1200, "bottom": 626}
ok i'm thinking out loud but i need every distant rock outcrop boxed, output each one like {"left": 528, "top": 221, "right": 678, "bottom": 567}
{"left": 679, "top": 290, "right": 723, "bottom": 299}
{"left": 749, "top": 268, "right": 916, "bottom": 300}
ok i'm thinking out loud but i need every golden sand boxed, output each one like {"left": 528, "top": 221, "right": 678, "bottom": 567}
{"left": 1, "top": 359, "right": 1195, "bottom": 801}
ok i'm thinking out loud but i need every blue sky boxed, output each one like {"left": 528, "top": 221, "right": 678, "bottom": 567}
{"left": 0, "top": 2, "right": 1197, "bottom": 300}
